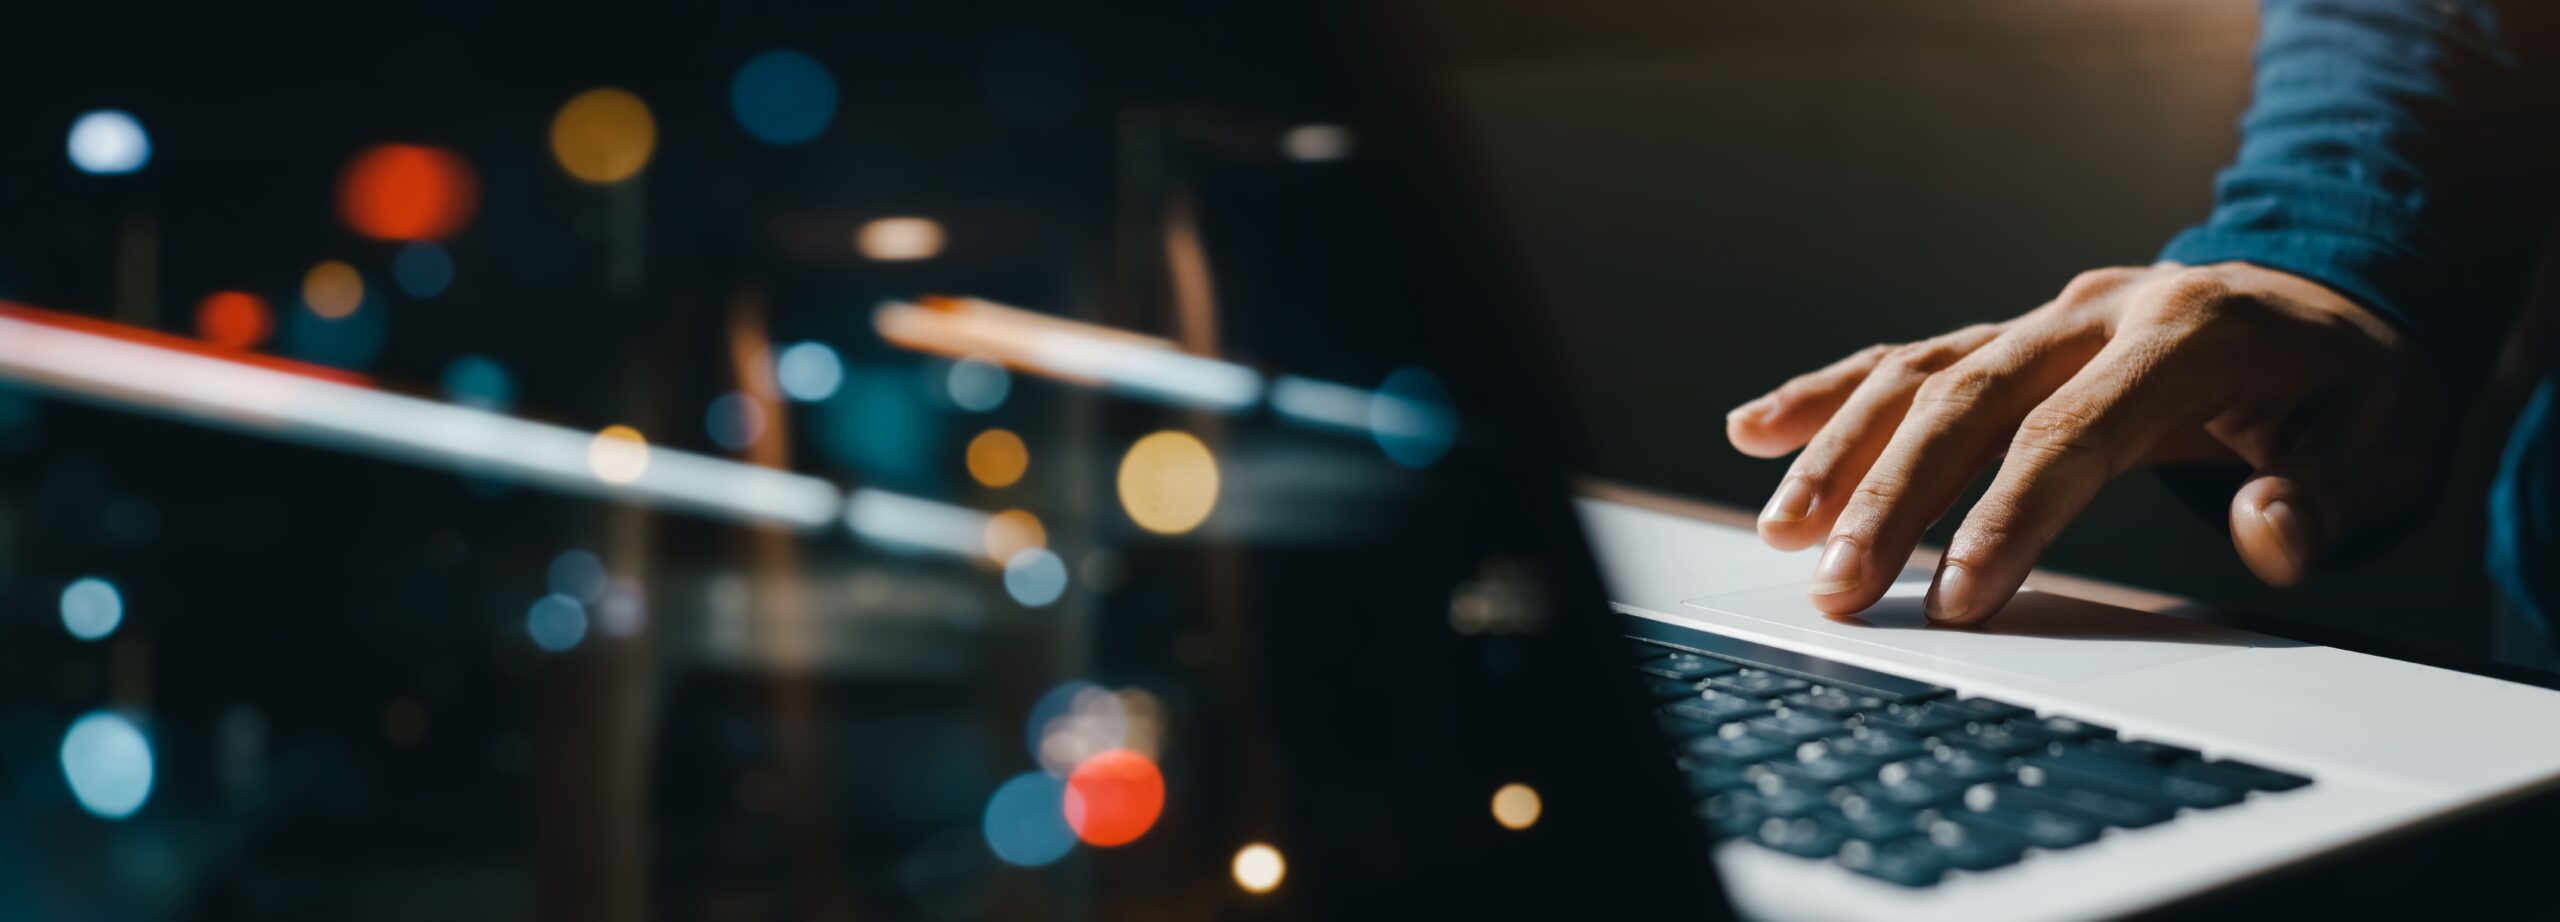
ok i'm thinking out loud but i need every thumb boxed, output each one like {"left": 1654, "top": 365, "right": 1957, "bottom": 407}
{"left": 2229, "top": 471, "right": 2332, "bottom": 587}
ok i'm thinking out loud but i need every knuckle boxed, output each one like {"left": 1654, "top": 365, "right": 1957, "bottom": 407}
{"left": 1855, "top": 343, "right": 1900, "bottom": 365}
{"left": 2059, "top": 267, "right": 2141, "bottom": 303}
{"left": 2136, "top": 269, "right": 2240, "bottom": 329}
{"left": 2011, "top": 404, "right": 2106, "bottom": 466}
{"left": 1849, "top": 474, "right": 1912, "bottom": 508}
{"left": 1915, "top": 364, "right": 2001, "bottom": 410}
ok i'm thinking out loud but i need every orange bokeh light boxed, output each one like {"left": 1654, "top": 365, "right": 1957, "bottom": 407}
{"left": 195, "top": 291, "right": 273, "bottom": 350}
{"left": 336, "top": 144, "right": 479, "bottom": 241}
{"left": 1063, "top": 749, "right": 1164, "bottom": 847}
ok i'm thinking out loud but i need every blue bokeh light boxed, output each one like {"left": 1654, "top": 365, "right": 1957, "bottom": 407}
{"left": 393, "top": 242, "right": 455, "bottom": 299}
{"left": 982, "top": 772, "right": 1077, "bottom": 867}
{"left": 776, "top": 341, "right": 845, "bottom": 402}
{"left": 547, "top": 550, "right": 609, "bottom": 604}
{"left": 60, "top": 711, "right": 154, "bottom": 820}
{"left": 527, "top": 593, "right": 589, "bottom": 653}
{"left": 442, "top": 354, "right": 515, "bottom": 412}
{"left": 59, "top": 576, "right": 123, "bottom": 642}
{"left": 67, "top": 110, "right": 150, "bottom": 175}
{"left": 1003, "top": 549, "right": 1068, "bottom": 608}
{"left": 1370, "top": 367, "right": 1459, "bottom": 468}
{"left": 945, "top": 358, "right": 1011, "bottom": 412}
{"left": 731, "top": 50, "right": 839, "bottom": 146}
{"left": 284, "top": 294, "right": 390, "bottom": 370}
{"left": 705, "top": 392, "right": 766, "bottom": 451}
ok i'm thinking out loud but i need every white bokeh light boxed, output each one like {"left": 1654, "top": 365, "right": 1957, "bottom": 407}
{"left": 60, "top": 711, "right": 154, "bottom": 820}
{"left": 59, "top": 576, "right": 124, "bottom": 641}
{"left": 775, "top": 341, "right": 845, "bottom": 402}
{"left": 68, "top": 110, "right": 152, "bottom": 175}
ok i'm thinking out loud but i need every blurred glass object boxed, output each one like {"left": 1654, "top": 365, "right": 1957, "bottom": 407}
{"left": 66, "top": 110, "right": 150, "bottom": 175}
{"left": 731, "top": 49, "right": 838, "bottom": 145}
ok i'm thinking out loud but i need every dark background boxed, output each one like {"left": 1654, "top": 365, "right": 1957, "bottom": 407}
{"left": 1417, "top": 0, "right": 2533, "bottom": 663}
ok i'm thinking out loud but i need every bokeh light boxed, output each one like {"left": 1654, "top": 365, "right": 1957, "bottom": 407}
{"left": 1371, "top": 367, "right": 1459, "bottom": 468}
{"left": 1491, "top": 782, "right": 1543, "bottom": 831}
{"left": 1281, "top": 123, "right": 1354, "bottom": 162}
{"left": 588, "top": 425, "right": 650, "bottom": 484}
{"left": 1116, "top": 431, "right": 1218, "bottom": 534}
{"left": 550, "top": 88, "right": 657, "bottom": 184}
{"left": 705, "top": 392, "right": 767, "bottom": 451}
{"left": 966, "top": 428, "right": 1029, "bottom": 488}
{"left": 946, "top": 357, "right": 1010, "bottom": 411}
{"left": 67, "top": 110, "right": 150, "bottom": 175}
{"left": 1063, "top": 749, "right": 1164, "bottom": 846}
{"left": 775, "top": 341, "right": 845, "bottom": 402}
{"left": 983, "top": 772, "right": 1077, "bottom": 867}
{"left": 59, "top": 576, "right": 123, "bottom": 642}
{"left": 60, "top": 711, "right": 153, "bottom": 820}
{"left": 195, "top": 291, "right": 273, "bottom": 350}
{"left": 442, "top": 354, "right": 515, "bottom": 411}
{"left": 1003, "top": 548, "right": 1068, "bottom": 607}
{"left": 1028, "top": 682, "right": 1132, "bottom": 776}
{"left": 547, "top": 549, "right": 609, "bottom": 603}
{"left": 393, "top": 242, "right": 455, "bottom": 299}
{"left": 526, "top": 593, "right": 588, "bottom": 653}
{"left": 1232, "top": 843, "right": 1286, "bottom": 894}
{"left": 983, "top": 509, "right": 1046, "bottom": 564}
{"left": 596, "top": 581, "right": 647, "bottom": 637}
{"left": 856, "top": 217, "right": 945, "bottom": 261}
{"left": 731, "top": 49, "right": 838, "bottom": 145}
{"left": 336, "top": 144, "right": 479, "bottom": 241}
{"left": 302, "top": 260, "right": 364, "bottom": 319}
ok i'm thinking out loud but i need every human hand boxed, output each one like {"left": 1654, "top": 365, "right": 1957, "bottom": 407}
{"left": 1724, "top": 263, "right": 2449, "bottom": 625}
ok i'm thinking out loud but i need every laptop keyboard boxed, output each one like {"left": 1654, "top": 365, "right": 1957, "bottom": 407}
{"left": 1626, "top": 626, "right": 2313, "bottom": 888}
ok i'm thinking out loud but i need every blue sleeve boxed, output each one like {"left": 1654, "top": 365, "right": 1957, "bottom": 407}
{"left": 2159, "top": 0, "right": 2560, "bottom": 398}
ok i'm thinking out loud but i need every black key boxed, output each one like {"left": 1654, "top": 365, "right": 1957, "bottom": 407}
{"left": 1661, "top": 691, "right": 1774, "bottom": 724}
{"left": 2085, "top": 738, "right": 2198, "bottom": 765}
{"left": 1944, "top": 721, "right": 2049, "bottom": 758}
{"left": 1684, "top": 727, "right": 1792, "bottom": 764}
{"left": 1655, "top": 711, "right": 1724, "bottom": 740}
{"left": 1685, "top": 763, "right": 1750, "bottom": 795}
{"left": 1621, "top": 620, "right": 1953, "bottom": 702}
{"left": 1763, "top": 747, "right": 1881, "bottom": 787}
{"left": 1636, "top": 653, "right": 1744, "bottom": 682}
{"left": 2182, "top": 757, "right": 2311, "bottom": 792}
{"left": 1778, "top": 688, "right": 1888, "bottom": 717}
{"left": 1698, "top": 792, "right": 1766, "bottom": 839}
{"left": 1838, "top": 837, "right": 1948, "bottom": 888}
{"left": 1708, "top": 669, "right": 1813, "bottom": 699}
{"left": 2006, "top": 715, "right": 2116, "bottom": 743}
{"left": 1753, "top": 780, "right": 1833, "bottom": 819}
{"left": 1748, "top": 711, "right": 1848, "bottom": 743}
{"left": 1940, "top": 697, "right": 2035, "bottom": 721}
{"left": 1917, "top": 817, "right": 2027, "bottom": 871}
{"left": 1835, "top": 794, "right": 1924, "bottom": 842}
{"left": 1753, "top": 815, "right": 1850, "bottom": 859}
{"left": 2001, "top": 780, "right": 2172, "bottom": 829}
{"left": 1646, "top": 677, "right": 1708, "bottom": 701}
{"left": 1859, "top": 702, "right": 1970, "bottom": 735}
{"left": 2025, "top": 749, "right": 2241, "bottom": 810}
{"left": 1911, "top": 746, "right": 2010, "bottom": 786}
{"left": 1826, "top": 727, "right": 1927, "bottom": 764}
{"left": 1957, "top": 784, "right": 2102, "bottom": 849}
{"left": 1852, "top": 764, "right": 1963, "bottom": 809}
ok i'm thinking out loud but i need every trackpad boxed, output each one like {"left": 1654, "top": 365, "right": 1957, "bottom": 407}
{"left": 1682, "top": 580, "right": 2253, "bottom": 684}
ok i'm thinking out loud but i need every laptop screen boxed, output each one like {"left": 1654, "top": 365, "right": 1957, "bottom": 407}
{"left": 0, "top": 2, "right": 1721, "bottom": 918}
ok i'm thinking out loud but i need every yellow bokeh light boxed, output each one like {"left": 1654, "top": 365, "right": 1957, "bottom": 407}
{"left": 1231, "top": 843, "right": 1285, "bottom": 894}
{"left": 1491, "top": 782, "right": 1543, "bottom": 831}
{"left": 302, "top": 259, "right": 364, "bottom": 319}
{"left": 1116, "top": 431, "right": 1218, "bottom": 535}
{"left": 856, "top": 216, "right": 945, "bottom": 261}
{"left": 550, "top": 88, "right": 657, "bottom": 184}
{"left": 588, "top": 424, "right": 650, "bottom": 484}
{"left": 984, "top": 508, "right": 1047, "bottom": 563}
{"left": 966, "top": 428, "right": 1029, "bottom": 488}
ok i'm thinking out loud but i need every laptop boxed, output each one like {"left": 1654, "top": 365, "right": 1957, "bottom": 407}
{"left": 6, "top": 2, "right": 2560, "bottom": 920}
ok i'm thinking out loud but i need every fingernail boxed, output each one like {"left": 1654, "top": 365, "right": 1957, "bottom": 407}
{"left": 1926, "top": 564, "right": 1972, "bottom": 623}
{"left": 1760, "top": 477, "right": 1814, "bottom": 523}
{"left": 1809, "top": 537, "right": 1861, "bottom": 595}
{"left": 2259, "top": 500, "right": 2311, "bottom": 572}
{"left": 1726, "top": 397, "right": 1775, "bottom": 426}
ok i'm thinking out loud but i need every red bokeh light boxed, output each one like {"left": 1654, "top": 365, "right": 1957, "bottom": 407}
{"left": 336, "top": 144, "right": 479, "bottom": 241}
{"left": 1063, "top": 749, "right": 1164, "bottom": 847}
{"left": 195, "top": 291, "right": 273, "bottom": 350}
